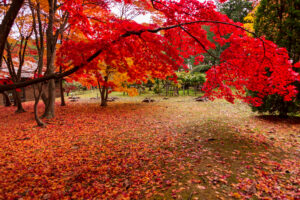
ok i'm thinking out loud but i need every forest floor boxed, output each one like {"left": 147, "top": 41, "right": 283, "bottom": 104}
{"left": 0, "top": 96, "right": 299, "bottom": 199}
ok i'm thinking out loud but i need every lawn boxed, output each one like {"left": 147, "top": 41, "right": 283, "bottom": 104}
{"left": 0, "top": 96, "right": 299, "bottom": 199}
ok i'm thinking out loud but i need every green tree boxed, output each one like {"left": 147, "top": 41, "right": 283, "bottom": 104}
{"left": 249, "top": 0, "right": 300, "bottom": 116}
{"left": 216, "top": 0, "right": 253, "bottom": 23}
{"left": 254, "top": 0, "right": 300, "bottom": 63}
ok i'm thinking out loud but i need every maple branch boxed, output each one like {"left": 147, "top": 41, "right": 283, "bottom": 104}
{"left": 150, "top": 0, "right": 266, "bottom": 57}
{"left": 178, "top": 24, "right": 219, "bottom": 60}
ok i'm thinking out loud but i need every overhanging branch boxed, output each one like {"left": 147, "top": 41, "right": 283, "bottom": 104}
{"left": 0, "top": 19, "right": 263, "bottom": 92}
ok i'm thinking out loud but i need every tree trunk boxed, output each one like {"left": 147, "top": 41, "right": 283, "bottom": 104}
{"left": 59, "top": 66, "right": 65, "bottom": 106}
{"left": 43, "top": 0, "right": 57, "bottom": 118}
{"left": 1, "top": 92, "right": 11, "bottom": 106}
{"left": 60, "top": 78, "right": 66, "bottom": 106}
{"left": 43, "top": 80, "right": 55, "bottom": 118}
{"left": 0, "top": 0, "right": 25, "bottom": 67}
{"left": 33, "top": 84, "right": 46, "bottom": 127}
{"left": 34, "top": 100, "right": 45, "bottom": 126}
{"left": 14, "top": 90, "right": 25, "bottom": 113}
{"left": 100, "top": 86, "right": 108, "bottom": 107}
{"left": 12, "top": 90, "right": 17, "bottom": 106}
{"left": 183, "top": 85, "right": 185, "bottom": 95}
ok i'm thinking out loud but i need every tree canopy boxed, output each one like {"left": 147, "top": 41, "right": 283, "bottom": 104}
{"left": 0, "top": 0, "right": 299, "bottom": 109}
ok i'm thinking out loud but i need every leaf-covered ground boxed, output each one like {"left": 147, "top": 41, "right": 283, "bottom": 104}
{"left": 0, "top": 97, "right": 299, "bottom": 199}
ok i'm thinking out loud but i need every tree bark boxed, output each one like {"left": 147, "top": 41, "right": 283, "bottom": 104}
{"left": 98, "top": 77, "right": 108, "bottom": 107}
{"left": 33, "top": 84, "right": 46, "bottom": 127}
{"left": 60, "top": 79, "right": 66, "bottom": 106}
{"left": 12, "top": 90, "right": 17, "bottom": 106}
{"left": 34, "top": 100, "right": 46, "bottom": 126}
{"left": 43, "top": 0, "right": 57, "bottom": 119}
{"left": 0, "top": 0, "right": 25, "bottom": 67}
{"left": 100, "top": 87, "right": 108, "bottom": 107}
{"left": 59, "top": 67, "right": 66, "bottom": 106}
{"left": 14, "top": 90, "right": 25, "bottom": 113}
{"left": 43, "top": 80, "right": 55, "bottom": 118}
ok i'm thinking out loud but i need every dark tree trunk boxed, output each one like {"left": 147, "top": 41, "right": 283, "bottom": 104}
{"left": 98, "top": 77, "right": 109, "bottom": 107}
{"left": 14, "top": 90, "right": 25, "bottom": 113}
{"left": 1, "top": 92, "right": 11, "bottom": 106}
{"left": 43, "top": 80, "right": 55, "bottom": 118}
{"left": 59, "top": 67, "right": 66, "bottom": 106}
{"left": 43, "top": 0, "right": 57, "bottom": 119}
{"left": 0, "top": 0, "right": 25, "bottom": 67}
{"left": 60, "top": 79, "right": 66, "bottom": 106}
{"left": 12, "top": 90, "right": 17, "bottom": 106}
{"left": 100, "top": 84, "right": 109, "bottom": 107}
{"left": 100, "top": 87, "right": 108, "bottom": 107}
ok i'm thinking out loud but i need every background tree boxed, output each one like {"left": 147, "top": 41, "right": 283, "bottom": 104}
{"left": 255, "top": 0, "right": 299, "bottom": 63}
{"left": 2, "top": 6, "right": 34, "bottom": 113}
{"left": 215, "top": 0, "right": 253, "bottom": 23}
{"left": 247, "top": 0, "right": 300, "bottom": 116}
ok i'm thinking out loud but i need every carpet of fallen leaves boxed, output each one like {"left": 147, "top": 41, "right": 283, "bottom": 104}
{"left": 0, "top": 96, "right": 299, "bottom": 200}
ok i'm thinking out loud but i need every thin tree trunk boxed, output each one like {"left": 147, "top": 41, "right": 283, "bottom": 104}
{"left": 59, "top": 67, "right": 66, "bottom": 106}
{"left": 60, "top": 78, "right": 65, "bottom": 106}
{"left": 33, "top": 84, "right": 46, "bottom": 127}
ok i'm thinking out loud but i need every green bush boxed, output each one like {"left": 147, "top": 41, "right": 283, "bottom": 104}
{"left": 247, "top": 91, "right": 300, "bottom": 117}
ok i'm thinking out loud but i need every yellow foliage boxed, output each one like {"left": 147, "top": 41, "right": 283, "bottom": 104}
{"left": 243, "top": 5, "right": 259, "bottom": 36}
